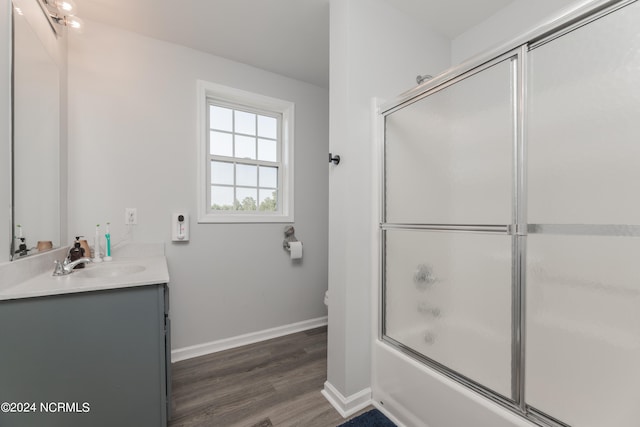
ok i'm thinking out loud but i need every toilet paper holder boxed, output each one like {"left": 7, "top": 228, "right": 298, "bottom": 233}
{"left": 283, "top": 225, "right": 302, "bottom": 251}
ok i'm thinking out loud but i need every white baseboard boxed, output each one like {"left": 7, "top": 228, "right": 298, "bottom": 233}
{"left": 171, "top": 316, "right": 328, "bottom": 363}
{"left": 321, "top": 381, "right": 372, "bottom": 418}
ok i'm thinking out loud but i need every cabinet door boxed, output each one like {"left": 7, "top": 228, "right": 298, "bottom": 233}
{"left": 384, "top": 58, "right": 513, "bottom": 225}
{"left": 0, "top": 286, "right": 167, "bottom": 427}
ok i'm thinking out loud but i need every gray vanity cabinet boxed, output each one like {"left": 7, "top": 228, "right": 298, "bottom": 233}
{"left": 0, "top": 284, "right": 170, "bottom": 427}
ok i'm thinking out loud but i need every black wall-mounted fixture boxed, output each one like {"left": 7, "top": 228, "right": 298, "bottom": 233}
{"left": 329, "top": 153, "right": 341, "bottom": 165}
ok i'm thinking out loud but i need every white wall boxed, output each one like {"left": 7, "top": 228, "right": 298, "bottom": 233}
{"left": 67, "top": 21, "right": 329, "bottom": 351}
{"left": 451, "top": 0, "right": 586, "bottom": 65}
{"left": 327, "top": 0, "right": 450, "bottom": 404}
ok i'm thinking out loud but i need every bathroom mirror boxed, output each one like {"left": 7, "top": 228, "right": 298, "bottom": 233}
{"left": 10, "top": 0, "right": 61, "bottom": 260}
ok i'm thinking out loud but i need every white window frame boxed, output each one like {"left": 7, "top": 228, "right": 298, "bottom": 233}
{"left": 197, "top": 80, "right": 294, "bottom": 223}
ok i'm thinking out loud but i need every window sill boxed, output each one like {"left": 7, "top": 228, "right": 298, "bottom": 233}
{"left": 197, "top": 213, "right": 294, "bottom": 224}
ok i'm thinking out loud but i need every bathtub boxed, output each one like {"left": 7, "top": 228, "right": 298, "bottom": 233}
{"left": 380, "top": 229, "right": 521, "bottom": 426}
{"left": 386, "top": 320, "right": 511, "bottom": 400}
{"left": 371, "top": 339, "right": 535, "bottom": 427}
{"left": 374, "top": 269, "right": 640, "bottom": 427}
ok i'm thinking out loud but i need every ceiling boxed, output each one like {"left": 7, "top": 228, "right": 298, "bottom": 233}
{"left": 77, "top": 0, "right": 515, "bottom": 89}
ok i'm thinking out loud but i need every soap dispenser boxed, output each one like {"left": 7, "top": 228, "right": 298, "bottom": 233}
{"left": 68, "top": 236, "right": 86, "bottom": 269}
{"left": 14, "top": 225, "right": 29, "bottom": 257}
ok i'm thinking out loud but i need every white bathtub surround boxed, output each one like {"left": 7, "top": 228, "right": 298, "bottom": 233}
{"left": 171, "top": 316, "right": 327, "bottom": 363}
{"left": 321, "top": 381, "right": 372, "bottom": 418}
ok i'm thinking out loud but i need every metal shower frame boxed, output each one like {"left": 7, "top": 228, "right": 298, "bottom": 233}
{"left": 377, "top": 1, "right": 637, "bottom": 426}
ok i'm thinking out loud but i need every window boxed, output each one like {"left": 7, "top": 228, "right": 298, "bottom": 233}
{"left": 197, "top": 81, "right": 294, "bottom": 223}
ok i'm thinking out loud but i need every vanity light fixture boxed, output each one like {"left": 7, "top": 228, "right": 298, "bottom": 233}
{"left": 42, "top": 0, "right": 84, "bottom": 32}
{"left": 54, "top": 0, "right": 76, "bottom": 13}
{"left": 53, "top": 13, "right": 84, "bottom": 30}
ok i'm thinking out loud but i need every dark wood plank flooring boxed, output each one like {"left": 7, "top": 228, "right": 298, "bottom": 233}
{"left": 169, "top": 326, "right": 371, "bottom": 427}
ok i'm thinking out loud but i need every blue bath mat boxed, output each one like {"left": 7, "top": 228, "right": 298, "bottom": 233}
{"left": 337, "top": 409, "right": 396, "bottom": 427}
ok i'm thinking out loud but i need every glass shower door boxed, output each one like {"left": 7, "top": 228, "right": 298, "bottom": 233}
{"left": 526, "top": 2, "right": 640, "bottom": 425}
{"left": 384, "top": 229, "right": 513, "bottom": 397}
{"left": 382, "top": 1, "right": 640, "bottom": 426}
{"left": 384, "top": 59, "right": 513, "bottom": 226}
{"left": 383, "top": 57, "right": 515, "bottom": 399}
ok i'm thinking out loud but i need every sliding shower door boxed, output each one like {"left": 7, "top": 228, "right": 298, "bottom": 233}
{"left": 384, "top": 59, "right": 513, "bottom": 225}
{"left": 381, "top": 1, "right": 640, "bottom": 426}
{"left": 383, "top": 58, "right": 516, "bottom": 399}
{"left": 525, "top": 2, "right": 640, "bottom": 425}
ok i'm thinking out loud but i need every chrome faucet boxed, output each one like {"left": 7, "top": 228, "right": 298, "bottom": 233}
{"left": 52, "top": 257, "right": 92, "bottom": 276}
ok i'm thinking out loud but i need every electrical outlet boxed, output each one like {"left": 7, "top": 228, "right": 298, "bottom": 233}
{"left": 125, "top": 208, "right": 137, "bottom": 225}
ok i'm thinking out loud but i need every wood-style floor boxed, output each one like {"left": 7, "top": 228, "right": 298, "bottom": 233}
{"left": 168, "top": 326, "right": 371, "bottom": 427}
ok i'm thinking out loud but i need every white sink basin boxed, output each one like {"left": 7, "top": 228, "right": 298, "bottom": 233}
{"left": 80, "top": 263, "right": 146, "bottom": 278}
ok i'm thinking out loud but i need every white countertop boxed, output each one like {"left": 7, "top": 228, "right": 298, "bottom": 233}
{"left": 0, "top": 250, "right": 170, "bottom": 301}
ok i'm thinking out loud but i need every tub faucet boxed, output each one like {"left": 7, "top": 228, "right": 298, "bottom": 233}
{"left": 52, "top": 257, "right": 92, "bottom": 276}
